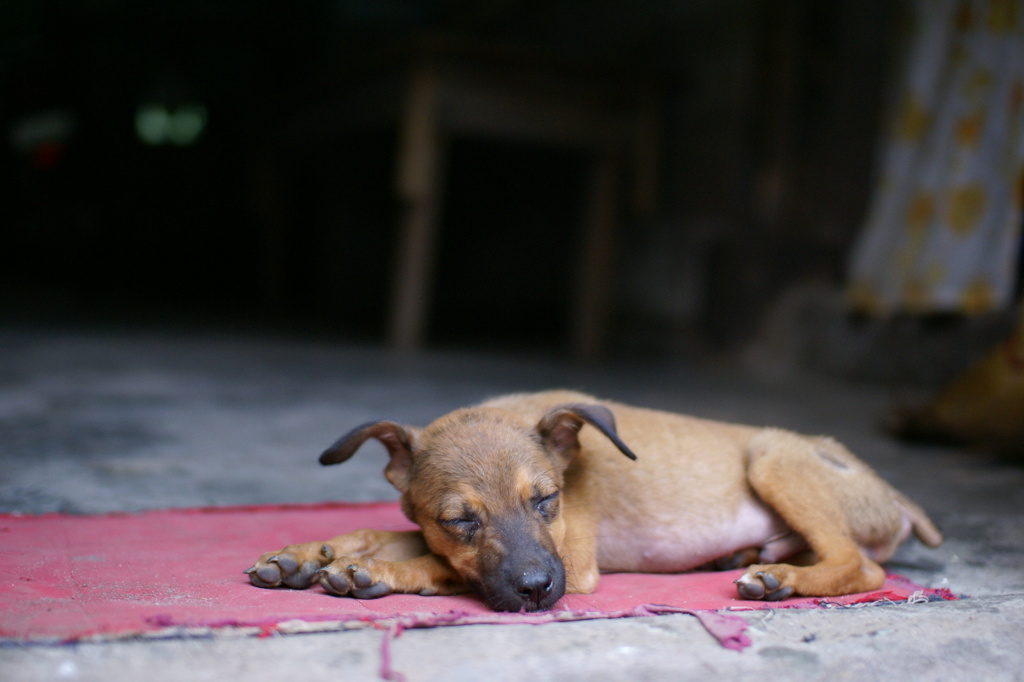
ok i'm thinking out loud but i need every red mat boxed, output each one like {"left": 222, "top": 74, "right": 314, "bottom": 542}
{"left": 0, "top": 502, "right": 954, "bottom": 650}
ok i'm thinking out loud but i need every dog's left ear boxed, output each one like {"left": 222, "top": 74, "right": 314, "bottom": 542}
{"left": 537, "top": 403, "right": 638, "bottom": 466}
{"left": 319, "top": 420, "right": 422, "bottom": 492}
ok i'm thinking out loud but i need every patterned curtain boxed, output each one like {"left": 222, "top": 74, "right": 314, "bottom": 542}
{"left": 848, "top": 0, "right": 1024, "bottom": 316}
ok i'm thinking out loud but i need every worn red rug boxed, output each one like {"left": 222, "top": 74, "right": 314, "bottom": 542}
{"left": 0, "top": 502, "right": 954, "bottom": 650}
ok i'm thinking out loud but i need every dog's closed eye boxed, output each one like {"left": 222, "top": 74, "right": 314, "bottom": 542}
{"left": 440, "top": 516, "right": 481, "bottom": 540}
{"left": 533, "top": 491, "right": 560, "bottom": 520}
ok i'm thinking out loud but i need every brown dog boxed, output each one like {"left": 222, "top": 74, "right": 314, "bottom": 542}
{"left": 246, "top": 390, "right": 942, "bottom": 611}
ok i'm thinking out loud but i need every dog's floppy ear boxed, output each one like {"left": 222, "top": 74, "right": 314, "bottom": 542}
{"left": 537, "top": 403, "right": 638, "bottom": 466}
{"left": 319, "top": 421, "right": 421, "bottom": 492}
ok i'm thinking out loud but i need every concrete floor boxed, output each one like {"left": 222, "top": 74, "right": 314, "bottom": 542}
{"left": 2, "top": 327, "right": 1023, "bottom": 681}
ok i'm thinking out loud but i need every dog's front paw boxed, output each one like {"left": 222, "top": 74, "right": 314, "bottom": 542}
{"left": 735, "top": 568, "right": 795, "bottom": 601}
{"left": 316, "top": 558, "right": 394, "bottom": 599}
{"left": 245, "top": 543, "right": 334, "bottom": 589}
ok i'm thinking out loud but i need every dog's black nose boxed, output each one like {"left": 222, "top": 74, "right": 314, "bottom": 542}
{"left": 515, "top": 571, "right": 553, "bottom": 605}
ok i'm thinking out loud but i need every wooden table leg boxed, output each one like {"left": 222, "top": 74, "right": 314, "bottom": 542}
{"left": 388, "top": 62, "right": 445, "bottom": 352}
{"left": 572, "top": 155, "right": 619, "bottom": 361}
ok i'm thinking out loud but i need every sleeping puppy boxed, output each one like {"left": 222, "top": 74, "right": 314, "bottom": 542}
{"left": 247, "top": 390, "right": 942, "bottom": 611}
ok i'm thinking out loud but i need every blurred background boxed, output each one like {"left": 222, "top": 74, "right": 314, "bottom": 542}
{"left": 4, "top": 12, "right": 1024, "bottom": 673}
{"left": 2, "top": 0, "right": 1021, "bottom": 384}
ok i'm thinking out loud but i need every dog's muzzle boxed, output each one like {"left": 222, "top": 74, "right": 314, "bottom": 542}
{"left": 480, "top": 556, "right": 566, "bottom": 612}
{"left": 516, "top": 569, "right": 555, "bottom": 605}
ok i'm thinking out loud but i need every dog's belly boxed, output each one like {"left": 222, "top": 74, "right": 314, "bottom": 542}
{"left": 596, "top": 498, "right": 790, "bottom": 573}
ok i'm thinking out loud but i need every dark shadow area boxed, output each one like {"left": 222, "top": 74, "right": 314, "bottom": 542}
{"left": 430, "top": 139, "right": 589, "bottom": 351}
{"left": 1, "top": 0, "right": 906, "bottom": 358}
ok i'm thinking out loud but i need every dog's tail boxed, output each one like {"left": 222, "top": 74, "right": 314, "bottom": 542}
{"left": 894, "top": 491, "right": 943, "bottom": 548}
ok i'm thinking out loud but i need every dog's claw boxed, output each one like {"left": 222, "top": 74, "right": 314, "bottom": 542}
{"left": 735, "top": 569, "right": 794, "bottom": 601}
{"left": 321, "top": 544, "right": 333, "bottom": 560}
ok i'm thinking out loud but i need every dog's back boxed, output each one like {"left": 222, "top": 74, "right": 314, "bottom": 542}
{"left": 482, "top": 390, "right": 940, "bottom": 572}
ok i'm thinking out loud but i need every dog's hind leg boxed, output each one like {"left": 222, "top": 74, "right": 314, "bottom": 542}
{"left": 734, "top": 429, "right": 898, "bottom": 600}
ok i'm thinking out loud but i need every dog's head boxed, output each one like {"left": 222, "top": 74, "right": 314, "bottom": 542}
{"left": 319, "top": 402, "right": 637, "bottom": 612}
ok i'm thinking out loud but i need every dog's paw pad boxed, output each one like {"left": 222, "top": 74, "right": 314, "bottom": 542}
{"left": 734, "top": 574, "right": 765, "bottom": 600}
{"left": 318, "top": 561, "right": 393, "bottom": 599}
{"left": 281, "top": 560, "right": 322, "bottom": 588}
{"left": 272, "top": 554, "right": 298, "bottom": 574}
{"left": 244, "top": 565, "right": 275, "bottom": 588}
{"left": 245, "top": 560, "right": 287, "bottom": 588}
{"left": 758, "top": 570, "right": 780, "bottom": 591}
{"left": 347, "top": 564, "right": 375, "bottom": 589}
{"left": 318, "top": 567, "right": 353, "bottom": 596}
{"left": 247, "top": 545, "right": 331, "bottom": 589}
{"left": 764, "top": 585, "right": 794, "bottom": 601}
{"left": 735, "top": 570, "right": 794, "bottom": 601}
{"left": 352, "top": 581, "right": 392, "bottom": 599}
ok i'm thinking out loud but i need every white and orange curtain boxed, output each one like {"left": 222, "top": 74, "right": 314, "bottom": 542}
{"left": 848, "top": 0, "right": 1024, "bottom": 316}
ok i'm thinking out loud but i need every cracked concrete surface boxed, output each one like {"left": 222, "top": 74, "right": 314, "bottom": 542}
{"left": 1, "top": 328, "right": 1022, "bottom": 681}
